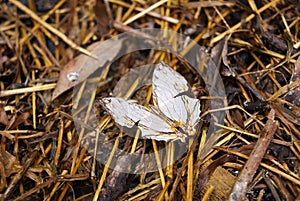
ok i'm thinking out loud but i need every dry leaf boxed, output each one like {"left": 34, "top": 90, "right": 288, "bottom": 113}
{"left": 10, "top": 112, "right": 31, "bottom": 129}
{"left": 0, "top": 149, "right": 20, "bottom": 177}
{"left": 52, "top": 39, "right": 122, "bottom": 100}
{"left": 94, "top": 0, "right": 110, "bottom": 36}
{"left": 0, "top": 106, "right": 9, "bottom": 125}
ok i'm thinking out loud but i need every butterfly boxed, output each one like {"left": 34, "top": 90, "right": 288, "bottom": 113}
{"left": 100, "top": 61, "right": 201, "bottom": 142}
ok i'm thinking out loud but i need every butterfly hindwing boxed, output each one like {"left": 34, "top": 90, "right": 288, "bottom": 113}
{"left": 152, "top": 62, "right": 201, "bottom": 133}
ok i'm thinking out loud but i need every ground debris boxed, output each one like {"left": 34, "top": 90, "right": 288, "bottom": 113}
{"left": 0, "top": 1, "right": 299, "bottom": 200}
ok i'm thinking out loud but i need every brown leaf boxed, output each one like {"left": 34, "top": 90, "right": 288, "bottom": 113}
{"left": 291, "top": 56, "right": 300, "bottom": 82}
{"left": 94, "top": 0, "right": 110, "bottom": 36}
{"left": 230, "top": 109, "right": 245, "bottom": 129}
{"left": 0, "top": 161, "right": 7, "bottom": 191}
{"left": 0, "top": 106, "right": 9, "bottom": 125}
{"left": 261, "top": 31, "right": 288, "bottom": 52}
{"left": 0, "top": 149, "right": 20, "bottom": 178}
{"left": 10, "top": 112, "right": 31, "bottom": 129}
{"left": 211, "top": 38, "right": 224, "bottom": 68}
{"left": 52, "top": 39, "right": 123, "bottom": 100}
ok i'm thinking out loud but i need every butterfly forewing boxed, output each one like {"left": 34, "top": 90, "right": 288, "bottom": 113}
{"left": 100, "top": 97, "right": 186, "bottom": 141}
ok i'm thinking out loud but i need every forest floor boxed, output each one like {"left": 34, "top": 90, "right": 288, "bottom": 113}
{"left": 0, "top": 0, "right": 299, "bottom": 200}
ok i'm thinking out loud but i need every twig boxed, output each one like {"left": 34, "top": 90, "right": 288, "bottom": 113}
{"left": 229, "top": 109, "right": 278, "bottom": 201}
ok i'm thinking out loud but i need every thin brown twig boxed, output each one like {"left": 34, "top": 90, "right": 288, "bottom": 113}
{"left": 229, "top": 109, "right": 278, "bottom": 201}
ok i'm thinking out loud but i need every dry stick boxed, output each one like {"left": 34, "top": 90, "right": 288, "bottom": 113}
{"left": 13, "top": 173, "right": 88, "bottom": 201}
{"left": 155, "top": 181, "right": 171, "bottom": 201}
{"left": 31, "top": 71, "right": 37, "bottom": 129}
{"left": 202, "top": 185, "right": 214, "bottom": 201}
{"left": 227, "top": 65, "right": 266, "bottom": 101}
{"left": 119, "top": 178, "right": 160, "bottom": 199}
{"left": 46, "top": 170, "right": 68, "bottom": 201}
{"left": 54, "top": 119, "right": 64, "bottom": 166}
{"left": 263, "top": 173, "right": 281, "bottom": 201}
{"left": 229, "top": 109, "right": 278, "bottom": 201}
{"left": 271, "top": 101, "right": 300, "bottom": 126}
{"left": 187, "top": 148, "right": 194, "bottom": 201}
{"left": 268, "top": 172, "right": 294, "bottom": 201}
{"left": 112, "top": 21, "right": 166, "bottom": 44}
{"left": 268, "top": 78, "right": 300, "bottom": 101}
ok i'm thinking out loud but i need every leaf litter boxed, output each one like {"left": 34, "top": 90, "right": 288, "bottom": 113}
{"left": 0, "top": 1, "right": 299, "bottom": 201}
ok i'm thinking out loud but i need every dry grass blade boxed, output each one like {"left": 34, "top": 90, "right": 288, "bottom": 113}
{"left": 0, "top": 83, "right": 56, "bottom": 97}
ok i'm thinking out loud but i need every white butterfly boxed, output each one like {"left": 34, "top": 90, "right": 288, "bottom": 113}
{"left": 100, "top": 62, "right": 201, "bottom": 142}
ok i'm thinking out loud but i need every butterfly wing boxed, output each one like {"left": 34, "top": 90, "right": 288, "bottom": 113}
{"left": 152, "top": 61, "right": 190, "bottom": 100}
{"left": 152, "top": 62, "right": 201, "bottom": 133}
{"left": 100, "top": 97, "right": 186, "bottom": 141}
